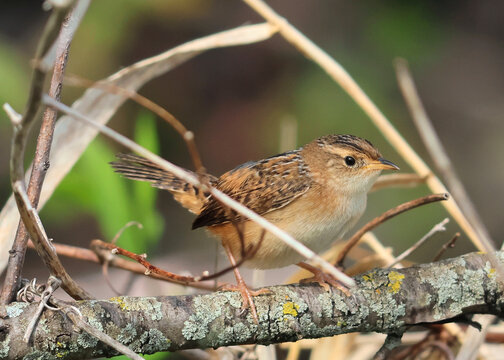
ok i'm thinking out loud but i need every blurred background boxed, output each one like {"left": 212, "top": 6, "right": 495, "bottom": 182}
{"left": 0, "top": 0, "right": 503, "bottom": 357}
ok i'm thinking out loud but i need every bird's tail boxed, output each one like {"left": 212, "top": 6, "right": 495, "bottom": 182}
{"left": 110, "top": 153, "right": 215, "bottom": 214}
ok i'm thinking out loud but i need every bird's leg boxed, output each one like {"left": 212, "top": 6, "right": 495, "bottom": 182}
{"left": 220, "top": 243, "right": 269, "bottom": 323}
{"left": 297, "top": 262, "right": 350, "bottom": 295}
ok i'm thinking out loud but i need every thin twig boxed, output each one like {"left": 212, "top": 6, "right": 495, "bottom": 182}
{"left": 395, "top": 58, "right": 495, "bottom": 254}
{"left": 336, "top": 193, "right": 449, "bottom": 268}
{"left": 241, "top": 0, "right": 483, "bottom": 253}
{"left": 26, "top": 239, "right": 218, "bottom": 291}
{"left": 388, "top": 218, "right": 449, "bottom": 267}
{"left": 23, "top": 277, "right": 61, "bottom": 344}
{"left": 433, "top": 233, "right": 460, "bottom": 262}
{"left": 373, "top": 333, "right": 403, "bottom": 360}
{"left": 91, "top": 231, "right": 266, "bottom": 285}
{"left": 12, "top": 181, "right": 92, "bottom": 300}
{"left": 43, "top": 95, "right": 355, "bottom": 287}
{"left": 1, "top": 0, "right": 90, "bottom": 307}
{"left": 64, "top": 74, "right": 206, "bottom": 173}
{"left": 102, "top": 222, "right": 142, "bottom": 295}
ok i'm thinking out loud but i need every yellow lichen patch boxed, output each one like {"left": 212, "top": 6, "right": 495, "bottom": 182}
{"left": 283, "top": 301, "right": 300, "bottom": 317}
{"left": 109, "top": 296, "right": 128, "bottom": 310}
{"left": 387, "top": 271, "right": 405, "bottom": 294}
{"left": 487, "top": 268, "right": 496, "bottom": 278}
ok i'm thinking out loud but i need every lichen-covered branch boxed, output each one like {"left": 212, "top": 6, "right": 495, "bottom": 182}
{"left": 1, "top": 251, "right": 503, "bottom": 359}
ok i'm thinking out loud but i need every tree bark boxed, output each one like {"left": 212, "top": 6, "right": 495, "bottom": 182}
{"left": 1, "top": 251, "right": 503, "bottom": 359}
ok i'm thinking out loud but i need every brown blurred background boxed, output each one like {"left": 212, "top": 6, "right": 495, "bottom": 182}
{"left": 0, "top": 0, "right": 503, "bottom": 307}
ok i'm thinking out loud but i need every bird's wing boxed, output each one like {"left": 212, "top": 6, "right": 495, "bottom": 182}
{"left": 192, "top": 150, "right": 312, "bottom": 229}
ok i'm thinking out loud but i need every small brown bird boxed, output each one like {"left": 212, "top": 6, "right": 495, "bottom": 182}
{"left": 111, "top": 134, "right": 398, "bottom": 320}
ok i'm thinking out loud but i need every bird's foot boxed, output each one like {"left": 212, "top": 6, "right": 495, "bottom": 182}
{"left": 297, "top": 262, "right": 351, "bottom": 295}
{"left": 219, "top": 281, "right": 270, "bottom": 323}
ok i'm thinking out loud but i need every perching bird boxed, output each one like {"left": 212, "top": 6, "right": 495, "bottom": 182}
{"left": 111, "top": 134, "right": 399, "bottom": 321}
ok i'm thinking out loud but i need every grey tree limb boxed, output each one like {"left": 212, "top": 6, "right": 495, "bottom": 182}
{"left": 1, "top": 251, "right": 503, "bottom": 359}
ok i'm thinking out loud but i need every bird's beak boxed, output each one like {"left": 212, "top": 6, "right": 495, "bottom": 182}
{"left": 366, "top": 158, "right": 400, "bottom": 171}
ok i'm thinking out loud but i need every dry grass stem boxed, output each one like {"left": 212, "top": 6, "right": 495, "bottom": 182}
{"left": 242, "top": 0, "right": 482, "bottom": 253}
{"left": 335, "top": 193, "right": 449, "bottom": 268}
{"left": 2, "top": 103, "right": 22, "bottom": 125}
{"left": 395, "top": 59, "right": 503, "bottom": 357}
{"left": 388, "top": 218, "right": 449, "bottom": 267}
{"left": 44, "top": 95, "right": 355, "bottom": 287}
{"left": 395, "top": 58, "right": 495, "bottom": 255}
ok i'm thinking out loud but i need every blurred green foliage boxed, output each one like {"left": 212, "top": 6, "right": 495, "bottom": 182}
{"left": 0, "top": 40, "right": 29, "bottom": 128}
{"left": 113, "top": 351, "right": 170, "bottom": 360}
{"left": 43, "top": 112, "right": 164, "bottom": 254}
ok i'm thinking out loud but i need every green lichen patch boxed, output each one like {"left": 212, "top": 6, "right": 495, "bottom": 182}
{"left": 77, "top": 331, "right": 99, "bottom": 349}
{"left": 0, "top": 333, "right": 10, "bottom": 358}
{"left": 182, "top": 294, "right": 229, "bottom": 341}
{"left": 22, "top": 350, "right": 54, "bottom": 360}
{"left": 217, "top": 322, "right": 252, "bottom": 344}
{"left": 117, "top": 323, "right": 138, "bottom": 344}
{"left": 139, "top": 328, "right": 171, "bottom": 354}
{"left": 6, "top": 302, "right": 29, "bottom": 318}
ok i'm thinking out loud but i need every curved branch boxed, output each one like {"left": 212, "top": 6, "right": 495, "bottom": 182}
{"left": 1, "top": 251, "right": 503, "bottom": 359}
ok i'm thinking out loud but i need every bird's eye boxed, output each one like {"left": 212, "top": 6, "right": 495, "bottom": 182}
{"left": 344, "top": 156, "right": 356, "bottom": 166}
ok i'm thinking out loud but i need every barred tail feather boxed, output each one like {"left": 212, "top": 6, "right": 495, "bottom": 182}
{"left": 110, "top": 154, "right": 214, "bottom": 214}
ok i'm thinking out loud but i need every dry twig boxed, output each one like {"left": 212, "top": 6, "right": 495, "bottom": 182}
{"left": 1, "top": 0, "right": 90, "bottom": 307}
{"left": 433, "top": 233, "right": 460, "bottom": 262}
{"left": 91, "top": 230, "right": 265, "bottom": 285}
{"left": 388, "top": 218, "right": 449, "bottom": 267}
{"left": 26, "top": 239, "right": 218, "bottom": 291}
{"left": 11, "top": 181, "right": 92, "bottom": 300}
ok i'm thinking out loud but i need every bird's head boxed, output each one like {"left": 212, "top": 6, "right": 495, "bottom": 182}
{"left": 305, "top": 134, "right": 399, "bottom": 193}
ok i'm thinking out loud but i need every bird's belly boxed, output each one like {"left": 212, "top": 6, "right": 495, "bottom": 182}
{"left": 244, "top": 195, "right": 366, "bottom": 269}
